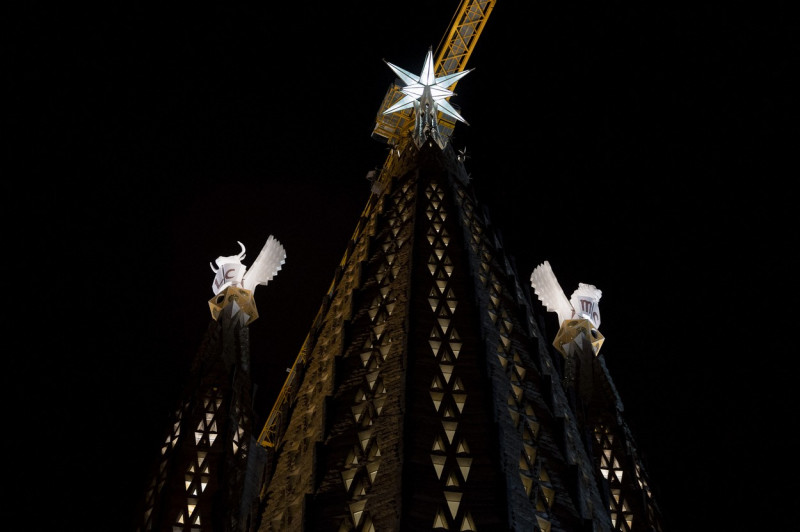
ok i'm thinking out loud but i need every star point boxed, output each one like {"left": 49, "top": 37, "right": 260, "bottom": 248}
{"left": 383, "top": 48, "right": 472, "bottom": 133}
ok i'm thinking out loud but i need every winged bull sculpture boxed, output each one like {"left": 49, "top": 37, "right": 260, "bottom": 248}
{"left": 530, "top": 260, "right": 604, "bottom": 357}
{"left": 208, "top": 236, "right": 286, "bottom": 325}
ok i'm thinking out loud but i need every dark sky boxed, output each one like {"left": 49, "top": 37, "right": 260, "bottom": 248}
{"left": 15, "top": 1, "right": 792, "bottom": 530}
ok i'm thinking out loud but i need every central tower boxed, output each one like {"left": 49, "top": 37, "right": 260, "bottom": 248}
{"left": 260, "top": 121, "right": 613, "bottom": 530}
{"left": 257, "top": 45, "right": 629, "bottom": 531}
{"left": 256, "top": 2, "right": 662, "bottom": 530}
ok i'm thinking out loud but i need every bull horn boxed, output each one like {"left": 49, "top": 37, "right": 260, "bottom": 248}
{"left": 237, "top": 240, "right": 246, "bottom": 261}
{"left": 210, "top": 261, "right": 218, "bottom": 273}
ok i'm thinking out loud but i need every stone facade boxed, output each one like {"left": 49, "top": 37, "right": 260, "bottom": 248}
{"left": 255, "top": 141, "right": 662, "bottom": 531}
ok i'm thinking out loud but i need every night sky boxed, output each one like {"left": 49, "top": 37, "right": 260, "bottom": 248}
{"left": 15, "top": 2, "right": 792, "bottom": 530}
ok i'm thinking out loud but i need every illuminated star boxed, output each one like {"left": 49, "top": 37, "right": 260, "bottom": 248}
{"left": 383, "top": 47, "right": 472, "bottom": 124}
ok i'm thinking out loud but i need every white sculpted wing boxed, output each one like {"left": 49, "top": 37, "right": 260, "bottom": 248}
{"left": 242, "top": 235, "right": 287, "bottom": 292}
{"left": 530, "top": 261, "right": 574, "bottom": 326}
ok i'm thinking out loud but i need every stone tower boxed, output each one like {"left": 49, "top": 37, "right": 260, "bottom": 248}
{"left": 137, "top": 238, "right": 286, "bottom": 532}
{"left": 137, "top": 307, "right": 266, "bottom": 532}
{"left": 256, "top": 119, "right": 663, "bottom": 529}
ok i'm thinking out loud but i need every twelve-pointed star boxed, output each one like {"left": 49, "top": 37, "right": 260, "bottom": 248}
{"left": 383, "top": 47, "right": 472, "bottom": 124}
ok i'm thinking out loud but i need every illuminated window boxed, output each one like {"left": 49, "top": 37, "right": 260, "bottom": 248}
{"left": 444, "top": 491, "right": 462, "bottom": 519}
{"left": 433, "top": 508, "right": 448, "bottom": 529}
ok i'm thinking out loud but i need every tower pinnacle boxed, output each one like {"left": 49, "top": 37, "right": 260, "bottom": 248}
{"left": 383, "top": 47, "right": 472, "bottom": 149}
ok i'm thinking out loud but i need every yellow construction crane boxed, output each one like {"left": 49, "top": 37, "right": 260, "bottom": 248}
{"left": 257, "top": 0, "right": 496, "bottom": 450}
